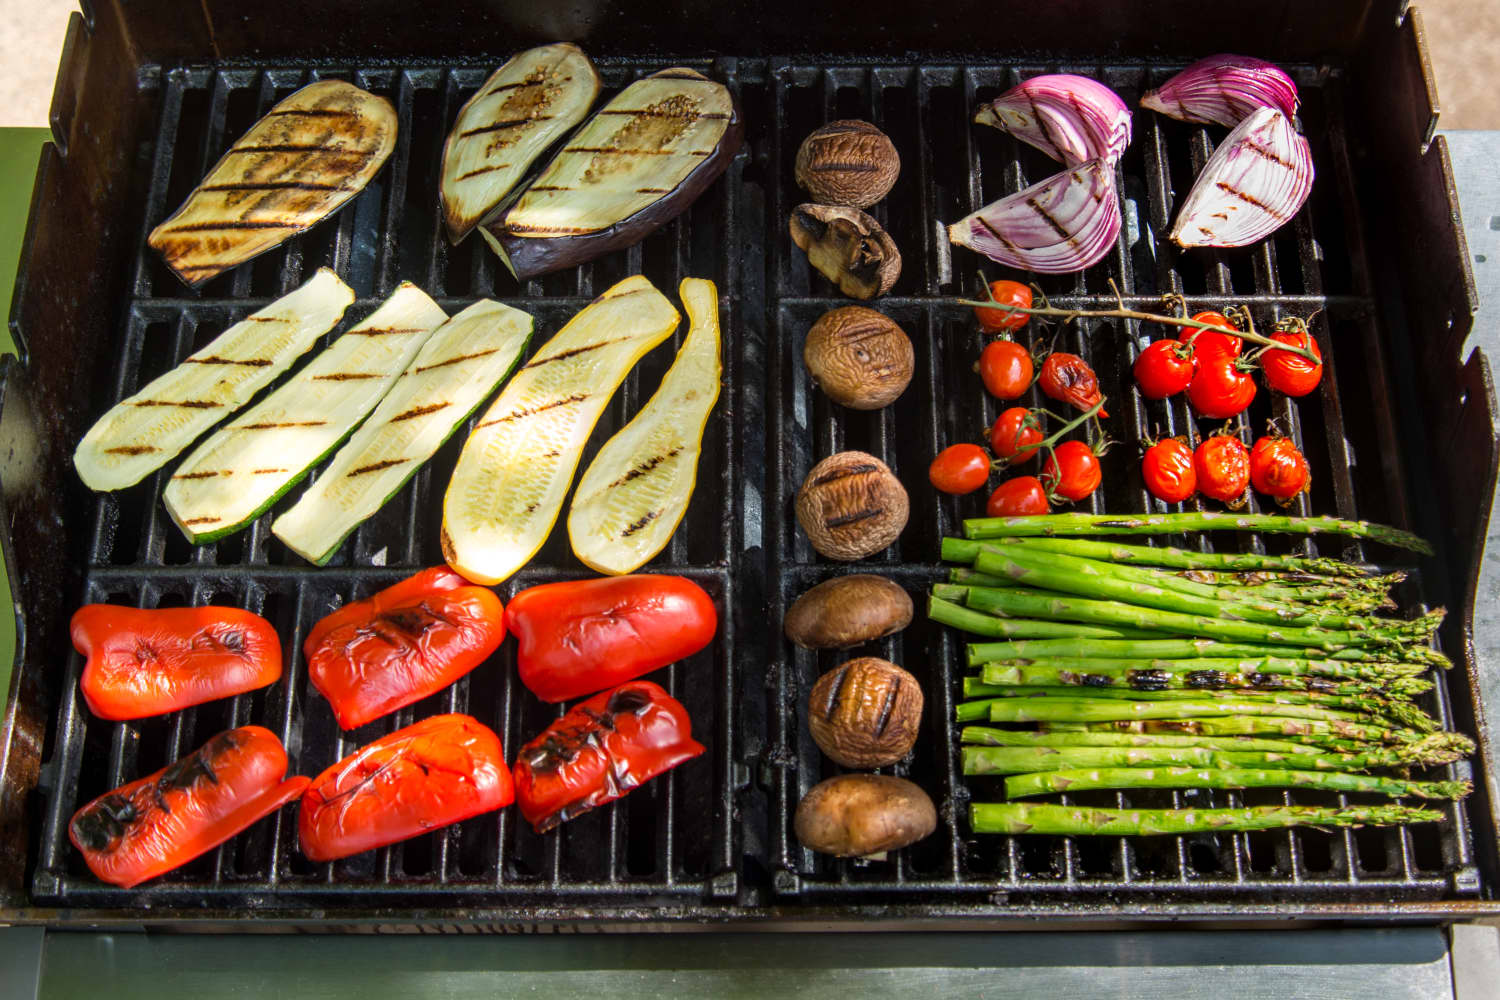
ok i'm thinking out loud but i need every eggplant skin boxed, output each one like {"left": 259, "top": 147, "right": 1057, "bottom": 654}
{"left": 481, "top": 76, "right": 743, "bottom": 281}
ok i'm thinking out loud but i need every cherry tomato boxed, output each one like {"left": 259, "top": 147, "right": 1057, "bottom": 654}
{"left": 990, "top": 407, "right": 1044, "bottom": 464}
{"left": 1179, "top": 310, "right": 1243, "bottom": 361}
{"left": 1038, "top": 353, "right": 1108, "bottom": 417}
{"left": 1133, "top": 340, "right": 1196, "bottom": 399}
{"left": 1250, "top": 435, "right": 1311, "bottom": 502}
{"left": 1041, "top": 440, "right": 1103, "bottom": 502}
{"left": 929, "top": 443, "right": 991, "bottom": 495}
{"left": 986, "top": 476, "right": 1051, "bottom": 516}
{"left": 1260, "top": 329, "right": 1324, "bottom": 397}
{"left": 1142, "top": 438, "right": 1197, "bottom": 503}
{"left": 977, "top": 340, "right": 1034, "bottom": 399}
{"left": 1194, "top": 434, "right": 1250, "bottom": 504}
{"left": 974, "top": 280, "right": 1033, "bottom": 333}
{"left": 1188, "top": 354, "right": 1257, "bottom": 419}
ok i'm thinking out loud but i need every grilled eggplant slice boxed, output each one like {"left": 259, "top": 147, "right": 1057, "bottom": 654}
{"left": 440, "top": 44, "right": 601, "bottom": 245}
{"left": 480, "top": 68, "right": 742, "bottom": 281}
{"left": 148, "top": 80, "right": 397, "bottom": 287}
{"left": 567, "top": 277, "right": 721, "bottom": 574}
{"left": 442, "top": 275, "right": 680, "bottom": 585}
{"left": 74, "top": 268, "right": 355, "bottom": 492}
{"left": 272, "top": 299, "right": 535, "bottom": 565}
{"left": 163, "top": 283, "right": 448, "bottom": 544}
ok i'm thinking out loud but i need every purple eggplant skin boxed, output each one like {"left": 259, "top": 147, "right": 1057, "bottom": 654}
{"left": 481, "top": 104, "right": 743, "bottom": 282}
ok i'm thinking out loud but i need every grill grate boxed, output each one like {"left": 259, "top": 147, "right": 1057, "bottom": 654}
{"left": 26, "top": 53, "right": 1480, "bottom": 917}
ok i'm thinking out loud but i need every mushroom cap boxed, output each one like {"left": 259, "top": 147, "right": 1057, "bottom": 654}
{"left": 794, "top": 773, "right": 936, "bottom": 858}
{"left": 795, "top": 451, "right": 909, "bottom": 561}
{"left": 789, "top": 204, "right": 902, "bottom": 300}
{"left": 808, "top": 657, "right": 923, "bottom": 768}
{"left": 794, "top": 120, "right": 901, "bottom": 207}
{"left": 783, "top": 574, "right": 914, "bottom": 649}
{"left": 803, "top": 306, "right": 914, "bottom": 410}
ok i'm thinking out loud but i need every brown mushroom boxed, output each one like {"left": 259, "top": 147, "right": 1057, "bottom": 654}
{"left": 789, "top": 204, "right": 901, "bottom": 300}
{"left": 794, "top": 774, "right": 936, "bottom": 858}
{"left": 784, "top": 575, "right": 913, "bottom": 650}
{"left": 794, "top": 120, "right": 900, "bottom": 208}
{"left": 803, "top": 306, "right": 913, "bottom": 410}
{"left": 795, "top": 451, "right": 909, "bottom": 561}
{"left": 808, "top": 657, "right": 923, "bottom": 768}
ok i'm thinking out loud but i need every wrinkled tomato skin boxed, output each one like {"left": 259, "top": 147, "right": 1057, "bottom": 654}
{"left": 513, "top": 680, "right": 705, "bottom": 833}
{"left": 974, "top": 280, "right": 1033, "bottom": 333}
{"left": 306, "top": 567, "right": 506, "bottom": 730}
{"left": 1194, "top": 435, "right": 1252, "bottom": 504}
{"left": 69, "top": 726, "right": 308, "bottom": 888}
{"left": 299, "top": 714, "right": 512, "bottom": 863}
{"left": 1261, "top": 331, "right": 1324, "bottom": 397}
{"left": 1041, "top": 441, "right": 1103, "bottom": 502}
{"left": 986, "top": 477, "right": 1051, "bottom": 516}
{"left": 1250, "top": 436, "right": 1312, "bottom": 500}
{"left": 72, "top": 605, "right": 282, "bottom": 721}
{"left": 1188, "top": 355, "right": 1257, "bottom": 419}
{"left": 1038, "top": 353, "right": 1108, "bottom": 417}
{"left": 1179, "top": 311, "right": 1243, "bottom": 360}
{"left": 509, "top": 576, "right": 717, "bottom": 704}
{"left": 977, "top": 340, "right": 1034, "bottom": 400}
{"left": 1142, "top": 439, "right": 1198, "bottom": 503}
{"left": 990, "top": 407, "right": 1044, "bottom": 464}
{"left": 929, "top": 443, "right": 991, "bottom": 495}
{"left": 1133, "top": 340, "right": 1195, "bottom": 399}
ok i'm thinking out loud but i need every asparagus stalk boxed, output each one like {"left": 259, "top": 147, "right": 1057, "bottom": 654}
{"left": 970, "top": 802, "right": 1445, "bottom": 836}
{"left": 959, "top": 726, "right": 1475, "bottom": 766}
{"left": 966, "top": 665, "right": 1431, "bottom": 699}
{"left": 962, "top": 744, "right": 1442, "bottom": 775}
{"left": 1063, "top": 717, "right": 1434, "bottom": 746}
{"left": 942, "top": 535, "right": 1382, "bottom": 577}
{"left": 1003, "top": 766, "right": 1470, "bottom": 799}
{"left": 1175, "top": 568, "right": 1404, "bottom": 593}
{"left": 928, "top": 595, "right": 1162, "bottom": 641}
{"left": 959, "top": 512, "right": 1433, "bottom": 554}
{"left": 962, "top": 637, "right": 1438, "bottom": 672}
{"left": 983, "top": 695, "right": 1390, "bottom": 727}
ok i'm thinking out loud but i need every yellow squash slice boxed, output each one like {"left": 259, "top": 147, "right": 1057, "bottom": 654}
{"left": 567, "top": 278, "right": 721, "bottom": 574}
{"left": 441, "top": 275, "right": 680, "bottom": 584}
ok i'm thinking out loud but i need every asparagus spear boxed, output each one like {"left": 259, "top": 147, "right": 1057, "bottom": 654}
{"left": 928, "top": 595, "right": 1161, "bottom": 641}
{"left": 965, "top": 665, "right": 1431, "bottom": 699}
{"left": 959, "top": 512, "right": 1433, "bottom": 554}
{"left": 958, "top": 726, "right": 1476, "bottom": 766}
{"left": 1063, "top": 717, "right": 1435, "bottom": 746}
{"left": 962, "top": 744, "right": 1444, "bottom": 775}
{"left": 1175, "top": 568, "right": 1404, "bottom": 593}
{"left": 1003, "top": 766, "right": 1470, "bottom": 799}
{"left": 976, "top": 687, "right": 1432, "bottom": 732}
{"left": 942, "top": 535, "right": 1382, "bottom": 577}
{"left": 970, "top": 802, "right": 1445, "bottom": 836}
{"left": 984, "top": 695, "right": 1388, "bottom": 727}
{"left": 962, "top": 637, "right": 1439, "bottom": 671}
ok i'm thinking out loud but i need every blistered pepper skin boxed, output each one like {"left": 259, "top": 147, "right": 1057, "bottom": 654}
{"left": 68, "top": 726, "right": 308, "bottom": 888}
{"left": 513, "top": 680, "right": 705, "bottom": 833}
{"left": 298, "top": 713, "right": 513, "bottom": 862}
{"left": 72, "top": 605, "right": 283, "bottom": 721}
{"left": 305, "top": 567, "right": 506, "bottom": 730}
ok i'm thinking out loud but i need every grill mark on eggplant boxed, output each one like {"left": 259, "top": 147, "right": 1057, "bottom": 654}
{"left": 251, "top": 468, "right": 289, "bottom": 475}
{"left": 824, "top": 507, "right": 884, "bottom": 529}
{"left": 477, "top": 393, "right": 589, "bottom": 427}
{"left": 874, "top": 675, "right": 901, "bottom": 737}
{"left": 823, "top": 663, "right": 852, "bottom": 720}
{"left": 520, "top": 338, "right": 628, "bottom": 370}
{"left": 526, "top": 185, "right": 573, "bottom": 192}
{"left": 183, "top": 355, "right": 273, "bottom": 367}
{"left": 564, "top": 146, "right": 692, "bottom": 155}
{"left": 157, "top": 220, "right": 298, "bottom": 234}
{"left": 596, "top": 109, "right": 729, "bottom": 119}
{"left": 346, "top": 326, "right": 430, "bottom": 337}
{"left": 172, "top": 468, "right": 228, "bottom": 480}
{"left": 456, "top": 164, "right": 510, "bottom": 180}
{"left": 635, "top": 187, "right": 672, "bottom": 193}
{"left": 388, "top": 401, "right": 451, "bottom": 422}
{"left": 242, "top": 316, "right": 288, "bottom": 322}
{"left": 459, "top": 116, "right": 554, "bottom": 138}
{"left": 620, "top": 509, "right": 660, "bottom": 537}
{"left": 229, "top": 143, "right": 366, "bottom": 155}
{"left": 606, "top": 447, "right": 683, "bottom": 488}
{"left": 128, "top": 399, "right": 224, "bottom": 409}
{"left": 264, "top": 108, "right": 360, "bottom": 119}
{"left": 483, "top": 76, "right": 572, "bottom": 96}
{"left": 236, "top": 420, "right": 328, "bottom": 429}
{"left": 413, "top": 348, "right": 499, "bottom": 374}
{"left": 198, "top": 181, "right": 352, "bottom": 193}
{"left": 501, "top": 222, "right": 600, "bottom": 235}
{"left": 1213, "top": 181, "right": 1286, "bottom": 219}
{"left": 310, "top": 371, "right": 385, "bottom": 381}
{"left": 104, "top": 445, "right": 159, "bottom": 456}
{"left": 181, "top": 516, "right": 223, "bottom": 526}
{"left": 348, "top": 458, "right": 411, "bottom": 477}
{"left": 809, "top": 463, "right": 878, "bottom": 488}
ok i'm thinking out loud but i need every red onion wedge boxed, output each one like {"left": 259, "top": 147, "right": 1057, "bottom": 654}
{"left": 974, "top": 74, "right": 1132, "bottom": 167}
{"left": 1168, "top": 107, "right": 1313, "bottom": 249}
{"left": 947, "top": 158, "right": 1121, "bottom": 274}
{"left": 1141, "top": 54, "right": 1299, "bottom": 129}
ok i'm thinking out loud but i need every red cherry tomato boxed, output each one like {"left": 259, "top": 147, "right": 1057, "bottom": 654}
{"left": 1133, "top": 340, "right": 1196, "bottom": 399}
{"left": 1194, "top": 434, "right": 1250, "bottom": 504}
{"left": 1041, "top": 440, "right": 1103, "bottom": 502}
{"left": 1179, "top": 310, "right": 1243, "bottom": 360}
{"left": 1038, "top": 353, "right": 1108, "bottom": 417}
{"left": 929, "top": 443, "right": 991, "bottom": 495}
{"left": 974, "top": 280, "right": 1033, "bottom": 333}
{"left": 990, "top": 407, "right": 1044, "bottom": 464}
{"left": 986, "top": 476, "right": 1051, "bottom": 516}
{"left": 1261, "top": 329, "right": 1324, "bottom": 397}
{"left": 977, "top": 340, "right": 1034, "bottom": 400}
{"left": 1142, "top": 438, "right": 1197, "bottom": 503}
{"left": 1188, "top": 354, "right": 1257, "bottom": 419}
{"left": 1250, "top": 435, "right": 1311, "bottom": 502}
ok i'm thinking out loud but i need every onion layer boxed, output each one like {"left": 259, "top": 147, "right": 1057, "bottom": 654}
{"left": 1168, "top": 107, "right": 1313, "bottom": 249}
{"left": 947, "top": 158, "right": 1121, "bottom": 274}
{"left": 1141, "top": 54, "right": 1299, "bottom": 129}
{"left": 975, "top": 74, "right": 1132, "bottom": 167}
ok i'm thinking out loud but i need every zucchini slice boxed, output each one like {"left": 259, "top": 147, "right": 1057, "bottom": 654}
{"left": 272, "top": 298, "right": 535, "bottom": 565}
{"left": 148, "top": 81, "right": 397, "bottom": 287}
{"left": 440, "top": 43, "right": 601, "bottom": 244}
{"left": 480, "top": 68, "right": 742, "bottom": 280}
{"left": 162, "top": 283, "right": 448, "bottom": 544}
{"left": 567, "top": 277, "right": 722, "bottom": 574}
{"left": 442, "top": 274, "right": 680, "bottom": 584}
{"left": 74, "top": 267, "right": 355, "bottom": 492}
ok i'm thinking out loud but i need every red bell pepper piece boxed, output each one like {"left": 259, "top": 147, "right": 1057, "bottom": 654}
{"left": 513, "top": 680, "right": 704, "bottom": 832}
{"left": 68, "top": 725, "right": 308, "bottom": 888}
{"left": 71, "top": 605, "right": 282, "bottom": 721}
{"left": 298, "top": 713, "right": 513, "bottom": 862}
{"left": 304, "top": 568, "right": 506, "bottom": 730}
{"left": 507, "top": 575, "right": 717, "bottom": 703}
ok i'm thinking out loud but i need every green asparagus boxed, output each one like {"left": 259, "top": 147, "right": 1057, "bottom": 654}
{"left": 958, "top": 727, "right": 1476, "bottom": 765}
{"left": 1003, "top": 765, "right": 1470, "bottom": 799}
{"left": 959, "top": 513, "right": 1433, "bottom": 554}
{"left": 963, "top": 638, "right": 1439, "bottom": 672}
{"left": 965, "top": 665, "right": 1431, "bottom": 699}
{"left": 928, "top": 595, "right": 1162, "bottom": 641}
{"left": 970, "top": 802, "right": 1445, "bottom": 836}
{"left": 1061, "top": 717, "right": 1436, "bottom": 746}
{"left": 941, "top": 535, "right": 1383, "bottom": 576}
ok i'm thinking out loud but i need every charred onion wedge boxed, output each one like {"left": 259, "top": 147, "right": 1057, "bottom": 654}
{"left": 148, "top": 80, "right": 397, "bottom": 287}
{"left": 440, "top": 44, "right": 601, "bottom": 244}
{"left": 481, "top": 68, "right": 742, "bottom": 281}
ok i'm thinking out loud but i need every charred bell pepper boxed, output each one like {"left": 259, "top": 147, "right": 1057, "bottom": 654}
{"left": 69, "top": 726, "right": 308, "bottom": 888}
{"left": 72, "top": 604, "right": 283, "bottom": 721}
{"left": 507, "top": 574, "right": 717, "bottom": 703}
{"left": 513, "top": 680, "right": 705, "bottom": 832}
{"left": 305, "top": 567, "right": 506, "bottom": 730}
{"left": 298, "top": 713, "right": 513, "bottom": 862}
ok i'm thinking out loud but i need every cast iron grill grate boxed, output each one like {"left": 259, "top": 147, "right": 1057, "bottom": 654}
{"left": 26, "top": 53, "right": 1481, "bottom": 916}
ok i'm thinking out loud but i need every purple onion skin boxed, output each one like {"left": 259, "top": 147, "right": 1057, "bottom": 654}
{"left": 1169, "top": 107, "right": 1313, "bottom": 249}
{"left": 947, "top": 159, "right": 1121, "bottom": 274}
{"left": 1141, "top": 54, "right": 1299, "bottom": 129}
{"left": 975, "top": 74, "right": 1132, "bottom": 167}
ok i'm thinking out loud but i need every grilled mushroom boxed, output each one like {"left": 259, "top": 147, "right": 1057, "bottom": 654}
{"left": 794, "top": 120, "right": 900, "bottom": 207}
{"left": 808, "top": 657, "right": 923, "bottom": 768}
{"left": 789, "top": 204, "right": 901, "bottom": 299}
{"left": 795, "top": 451, "right": 909, "bottom": 561}
{"left": 783, "top": 574, "right": 913, "bottom": 649}
{"left": 794, "top": 774, "right": 936, "bottom": 859}
{"left": 803, "top": 306, "right": 913, "bottom": 409}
